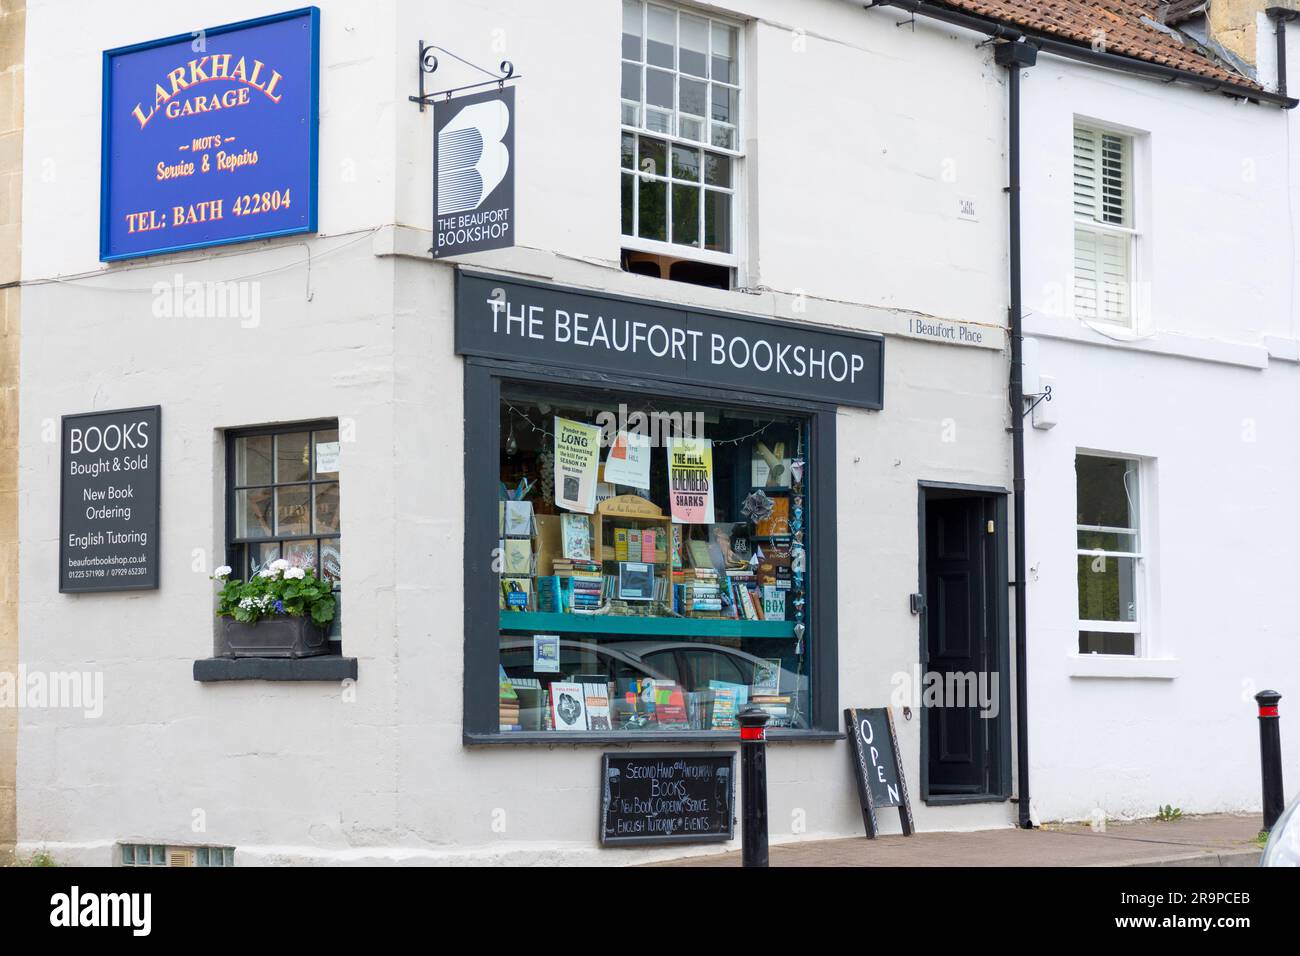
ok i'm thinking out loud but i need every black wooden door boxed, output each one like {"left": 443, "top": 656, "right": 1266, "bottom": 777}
{"left": 924, "top": 496, "right": 991, "bottom": 795}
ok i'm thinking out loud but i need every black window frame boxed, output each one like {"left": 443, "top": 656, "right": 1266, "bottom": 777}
{"left": 223, "top": 418, "right": 342, "bottom": 651}
{"left": 462, "top": 357, "right": 841, "bottom": 744}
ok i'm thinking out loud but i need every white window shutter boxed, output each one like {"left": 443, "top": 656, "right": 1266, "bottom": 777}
{"left": 1073, "top": 124, "right": 1133, "bottom": 325}
{"left": 1073, "top": 127, "right": 1100, "bottom": 220}
{"left": 1098, "top": 132, "right": 1129, "bottom": 226}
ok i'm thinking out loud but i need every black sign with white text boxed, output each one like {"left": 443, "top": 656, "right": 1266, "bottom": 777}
{"left": 433, "top": 88, "right": 515, "bottom": 258}
{"left": 600, "top": 752, "right": 735, "bottom": 846}
{"left": 455, "top": 272, "right": 885, "bottom": 408}
{"left": 59, "top": 406, "right": 161, "bottom": 592}
{"left": 845, "top": 706, "right": 914, "bottom": 838}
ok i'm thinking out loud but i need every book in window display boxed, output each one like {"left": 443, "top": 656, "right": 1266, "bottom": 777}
{"left": 550, "top": 682, "right": 589, "bottom": 730}
{"left": 503, "top": 499, "right": 534, "bottom": 537}
{"left": 561, "top": 513, "right": 593, "bottom": 560}
{"left": 752, "top": 658, "right": 782, "bottom": 695}
{"left": 502, "top": 538, "right": 533, "bottom": 576}
{"left": 584, "top": 682, "right": 612, "bottom": 731}
{"left": 501, "top": 576, "right": 531, "bottom": 611}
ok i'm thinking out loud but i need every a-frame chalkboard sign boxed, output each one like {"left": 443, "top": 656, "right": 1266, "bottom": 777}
{"left": 845, "top": 707, "right": 914, "bottom": 838}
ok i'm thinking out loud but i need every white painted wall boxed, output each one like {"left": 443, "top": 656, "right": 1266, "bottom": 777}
{"left": 1016, "top": 39, "right": 1300, "bottom": 820}
{"left": 26, "top": 0, "right": 1297, "bottom": 864}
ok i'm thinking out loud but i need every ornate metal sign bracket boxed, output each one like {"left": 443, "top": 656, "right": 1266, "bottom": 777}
{"left": 408, "top": 41, "right": 521, "bottom": 111}
{"left": 1023, "top": 383, "right": 1052, "bottom": 418}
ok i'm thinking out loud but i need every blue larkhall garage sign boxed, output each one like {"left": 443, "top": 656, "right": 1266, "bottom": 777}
{"left": 100, "top": 7, "right": 320, "bottom": 261}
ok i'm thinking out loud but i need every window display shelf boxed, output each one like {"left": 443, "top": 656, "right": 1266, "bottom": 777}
{"left": 499, "top": 611, "right": 796, "bottom": 639}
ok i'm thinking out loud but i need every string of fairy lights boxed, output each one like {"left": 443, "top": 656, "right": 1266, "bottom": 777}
{"left": 502, "top": 400, "right": 790, "bottom": 452}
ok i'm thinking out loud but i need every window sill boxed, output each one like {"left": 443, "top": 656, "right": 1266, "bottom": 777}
{"left": 193, "top": 655, "right": 357, "bottom": 682}
{"left": 1066, "top": 654, "right": 1180, "bottom": 680}
{"left": 621, "top": 235, "right": 737, "bottom": 269}
{"left": 464, "top": 728, "right": 844, "bottom": 746}
{"left": 923, "top": 793, "right": 1011, "bottom": 806}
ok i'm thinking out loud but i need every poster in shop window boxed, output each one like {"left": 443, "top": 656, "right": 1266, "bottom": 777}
{"left": 601, "top": 430, "right": 652, "bottom": 488}
{"left": 666, "top": 437, "right": 714, "bottom": 524}
{"left": 553, "top": 417, "right": 601, "bottom": 514}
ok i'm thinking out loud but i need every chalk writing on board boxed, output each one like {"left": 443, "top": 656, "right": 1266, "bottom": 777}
{"left": 600, "top": 753, "right": 734, "bottom": 846}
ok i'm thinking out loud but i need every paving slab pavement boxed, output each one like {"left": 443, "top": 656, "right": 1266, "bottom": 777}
{"left": 651, "top": 813, "right": 1265, "bottom": 867}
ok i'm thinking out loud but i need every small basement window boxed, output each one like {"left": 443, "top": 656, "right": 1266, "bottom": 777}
{"left": 120, "top": 843, "right": 234, "bottom": 867}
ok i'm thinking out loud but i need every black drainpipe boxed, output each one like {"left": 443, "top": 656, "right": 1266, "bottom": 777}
{"left": 994, "top": 39, "right": 1037, "bottom": 831}
{"left": 1269, "top": 7, "right": 1300, "bottom": 99}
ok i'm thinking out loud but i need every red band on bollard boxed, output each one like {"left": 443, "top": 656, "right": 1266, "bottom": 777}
{"left": 1260, "top": 705, "right": 1279, "bottom": 717}
{"left": 740, "top": 726, "right": 765, "bottom": 741}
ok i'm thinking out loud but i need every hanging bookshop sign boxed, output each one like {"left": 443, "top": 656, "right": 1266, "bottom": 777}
{"left": 433, "top": 87, "right": 515, "bottom": 257}
{"left": 455, "top": 272, "right": 885, "bottom": 409}
{"left": 100, "top": 8, "right": 320, "bottom": 261}
{"left": 599, "top": 752, "right": 735, "bottom": 846}
{"left": 60, "top": 406, "right": 161, "bottom": 593}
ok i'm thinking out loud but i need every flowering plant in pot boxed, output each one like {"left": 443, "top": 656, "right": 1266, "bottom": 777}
{"left": 211, "top": 559, "right": 337, "bottom": 658}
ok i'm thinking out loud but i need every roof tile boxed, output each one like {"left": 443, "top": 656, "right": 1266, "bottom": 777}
{"left": 929, "top": 0, "right": 1254, "bottom": 88}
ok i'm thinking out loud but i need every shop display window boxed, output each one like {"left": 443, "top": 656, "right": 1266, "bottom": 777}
{"left": 494, "top": 382, "right": 811, "bottom": 733}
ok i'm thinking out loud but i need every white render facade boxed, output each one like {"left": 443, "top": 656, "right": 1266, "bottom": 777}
{"left": 10, "top": 0, "right": 1297, "bottom": 866}
{"left": 1017, "top": 23, "right": 1300, "bottom": 822}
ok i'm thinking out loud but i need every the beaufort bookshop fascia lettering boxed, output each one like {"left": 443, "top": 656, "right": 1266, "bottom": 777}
{"left": 455, "top": 273, "right": 884, "bottom": 409}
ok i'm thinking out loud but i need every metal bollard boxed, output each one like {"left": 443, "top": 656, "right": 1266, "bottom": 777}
{"left": 739, "top": 706, "right": 770, "bottom": 867}
{"left": 1255, "top": 690, "right": 1285, "bottom": 831}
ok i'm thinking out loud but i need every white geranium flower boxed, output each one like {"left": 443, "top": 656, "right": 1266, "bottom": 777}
{"left": 283, "top": 567, "right": 306, "bottom": 580}
{"left": 257, "top": 567, "right": 278, "bottom": 579}
{"left": 269, "top": 558, "right": 291, "bottom": 572}
{"left": 213, "top": 565, "right": 233, "bottom": 579}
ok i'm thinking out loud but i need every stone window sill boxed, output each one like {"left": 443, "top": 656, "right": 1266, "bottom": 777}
{"left": 193, "top": 656, "right": 357, "bottom": 682}
{"left": 1066, "top": 655, "right": 1180, "bottom": 680}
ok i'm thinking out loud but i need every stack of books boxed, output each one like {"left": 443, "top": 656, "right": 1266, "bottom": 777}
{"left": 685, "top": 568, "right": 723, "bottom": 616}
{"left": 552, "top": 559, "right": 602, "bottom": 612}
{"left": 499, "top": 679, "right": 521, "bottom": 732}
{"left": 575, "top": 570, "right": 606, "bottom": 612}
{"left": 727, "top": 570, "right": 764, "bottom": 621}
{"left": 552, "top": 558, "right": 601, "bottom": 578}
{"left": 750, "top": 694, "right": 795, "bottom": 727}
{"left": 509, "top": 678, "right": 545, "bottom": 731}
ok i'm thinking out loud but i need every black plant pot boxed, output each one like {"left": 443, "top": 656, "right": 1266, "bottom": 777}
{"left": 217, "top": 615, "right": 330, "bottom": 659}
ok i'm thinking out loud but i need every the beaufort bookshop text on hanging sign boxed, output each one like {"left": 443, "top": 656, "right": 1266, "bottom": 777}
{"left": 60, "top": 406, "right": 161, "bottom": 592}
{"left": 600, "top": 752, "right": 735, "bottom": 846}
{"left": 433, "top": 87, "right": 515, "bottom": 257}
{"left": 456, "top": 272, "right": 885, "bottom": 409}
